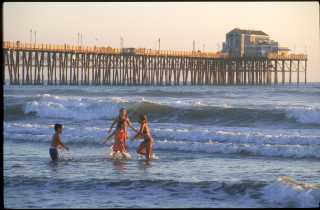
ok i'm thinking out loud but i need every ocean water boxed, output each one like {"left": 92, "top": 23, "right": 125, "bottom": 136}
{"left": 4, "top": 84, "right": 320, "bottom": 208}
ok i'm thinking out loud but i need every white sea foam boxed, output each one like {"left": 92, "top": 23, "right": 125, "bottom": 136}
{"left": 261, "top": 176, "right": 320, "bottom": 208}
{"left": 106, "top": 146, "right": 132, "bottom": 160}
{"left": 153, "top": 140, "right": 320, "bottom": 159}
{"left": 11, "top": 92, "right": 320, "bottom": 126}
{"left": 221, "top": 176, "right": 320, "bottom": 208}
{"left": 20, "top": 94, "right": 320, "bottom": 124}
{"left": 152, "top": 126, "right": 320, "bottom": 146}
{"left": 6, "top": 122, "right": 320, "bottom": 146}
{"left": 59, "top": 148, "right": 73, "bottom": 160}
{"left": 24, "top": 94, "right": 121, "bottom": 120}
{"left": 286, "top": 106, "right": 320, "bottom": 124}
{"left": 5, "top": 122, "right": 320, "bottom": 159}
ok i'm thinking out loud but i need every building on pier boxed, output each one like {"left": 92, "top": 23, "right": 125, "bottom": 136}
{"left": 222, "top": 28, "right": 290, "bottom": 57}
{"left": 121, "top": 48, "right": 136, "bottom": 55}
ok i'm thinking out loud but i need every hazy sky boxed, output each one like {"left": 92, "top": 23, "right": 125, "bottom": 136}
{"left": 3, "top": 2, "right": 320, "bottom": 81}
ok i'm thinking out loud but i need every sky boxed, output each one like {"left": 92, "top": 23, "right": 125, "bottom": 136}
{"left": 3, "top": 2, "right": 320, "bottom": 82}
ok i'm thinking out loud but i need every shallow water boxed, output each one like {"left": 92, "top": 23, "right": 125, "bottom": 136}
{"left": 4, "top": 84, "right": 320, "bottom": 208}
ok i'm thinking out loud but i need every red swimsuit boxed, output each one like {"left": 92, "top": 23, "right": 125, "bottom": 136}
{"left": 112, "top": 118, "right": 129, "bottom": 153}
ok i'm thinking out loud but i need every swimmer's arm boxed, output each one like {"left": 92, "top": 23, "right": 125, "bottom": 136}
{"left": 131, "top": 132, "right": 140, "bottom": 141}
{"left": 138, "top": 123, "right": 145, "bottom": 134}
{"left": 108, "top": 118, "right": 117, "bottom": 133}
{"left": 56, "top": 135, "right": 69, "bottom": 151}
{"left": 103, "top": 130, "right": 116, "bottom": 144}
{"left": 127, "top": 118, "right": 139, "bottom": 133}
{"left": 131, "top": 123, "right": 145, "bottom": 141}
{"left": 107, "top": 130, "right": 116, "bottom": 139}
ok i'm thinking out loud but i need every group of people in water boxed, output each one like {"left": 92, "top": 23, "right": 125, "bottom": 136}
{"left": 49, "top": 108, "right": 154, "bottom": 161}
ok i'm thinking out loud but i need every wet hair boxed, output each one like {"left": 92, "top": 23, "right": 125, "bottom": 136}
{"left": 119, "top": 108, "right": 128, "bottom": 118}
{"left": 54, "top": 123, "right": 63, "bottom": 132}
{"left": 139, "top": 114, "right": 148, "bottom": 123}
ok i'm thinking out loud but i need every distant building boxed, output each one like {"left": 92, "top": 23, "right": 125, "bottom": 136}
{"left": 121, "top": 48, "right": 136, "bottom": 55}
{"left": 222, "top": 28, "right": 289, "bottom": 57}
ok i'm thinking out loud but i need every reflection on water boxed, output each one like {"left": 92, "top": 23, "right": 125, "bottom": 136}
{"left": 137, "top": 159, "right": 153, "bottom": 170}
{"left": 48, "top": 158, "right": 73, "bottom": 173}
{"left": 48, "top": 160, "right": 64, "bottom": 173}
{"left": 112, "top": 160, "right": 127, "bottom": 173}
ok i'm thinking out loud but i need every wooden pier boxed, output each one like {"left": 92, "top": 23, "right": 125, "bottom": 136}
{"left": 3, "top": 41, "right": 307, "bottom": 86}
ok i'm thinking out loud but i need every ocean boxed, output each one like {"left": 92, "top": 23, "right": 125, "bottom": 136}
{"left": 3, "top": 84, "right": 320, "bottom": 208}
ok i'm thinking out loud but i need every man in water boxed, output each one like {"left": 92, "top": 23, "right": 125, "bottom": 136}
{"left": 49, "top": 123, "right": 69, "bottom": 161}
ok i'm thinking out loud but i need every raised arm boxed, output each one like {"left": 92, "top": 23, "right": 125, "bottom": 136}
{"left": 108, "top": 118, "right": 118, "bottom": 133}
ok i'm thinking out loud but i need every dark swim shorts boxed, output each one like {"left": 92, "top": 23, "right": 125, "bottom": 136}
{"left": 49, "top": 148, "right": 59, "bottom": 161}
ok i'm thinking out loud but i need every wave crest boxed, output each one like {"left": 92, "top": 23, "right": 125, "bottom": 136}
{"left": 4, "top": 93, "right": 320, "bottom": 126}
{"left": 5, "top": 175, "right": 320, "bottom": 208}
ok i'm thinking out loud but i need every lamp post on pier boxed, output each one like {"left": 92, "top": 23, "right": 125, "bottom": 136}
{"left": 34, "top": 30, "right": 37, "bottom": 45}
{"left": 158, "top": 38, "right": 161, "bottom": 51}
{"left": 30, "top": 29, "right": 33, "bottom": 43}
{"left": 193, "top": 40, "right": 195, "bottom": 52}
{"left": 120, "top": 36, "right": 124, "bottom": 49}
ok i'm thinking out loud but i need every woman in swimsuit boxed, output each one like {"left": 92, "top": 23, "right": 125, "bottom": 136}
{"left": 133, "top": 115, "right": 154, "bottom": 161}
{"left": 103, "top": 108, "right": 138, "bottom": 158}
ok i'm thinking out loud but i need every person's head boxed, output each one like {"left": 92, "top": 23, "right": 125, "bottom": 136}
{"left": 119, "top": 108, "right": 128, "bottom": 118}
{"left": 54, "top": 123, "right": 63, "bottom": 133}
{"left": 139, "top": 114, "right": 148, "bottom": 124}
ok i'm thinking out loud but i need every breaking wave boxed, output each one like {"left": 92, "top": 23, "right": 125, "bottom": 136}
{"left": 4, "top": 94, "right": 320, "bottom": 126}
{"left": 5, "top": 175, "right": 320, "bottom": 208}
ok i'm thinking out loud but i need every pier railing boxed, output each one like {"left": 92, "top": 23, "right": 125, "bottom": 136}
{"left": 267, "top": 53, "right": 307, "bottom": 60}
{"left": 3, "top": 41, "right": 230, "bottom": 58}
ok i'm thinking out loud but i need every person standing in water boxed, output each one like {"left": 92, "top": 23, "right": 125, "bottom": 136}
{"left": 103, "top": 108, "right": 138, "bottom": 158}
{"left": 49, "top": 123, "right": 69, "bottom": 161}
{"left": 132, "top": 115, "right": 154, "bottom": 161}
